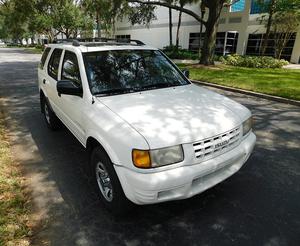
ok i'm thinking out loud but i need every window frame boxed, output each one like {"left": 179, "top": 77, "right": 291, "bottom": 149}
{"left": 82, "top": 49, "right": 191, "bottom": 96}
{"left": 61, "top": 50, "right": 82, "bottom": 88}
{"left": 47, "top": 48, "right": 63, "bottom": 80}
{"left": 40, "top": 47, "right": 51, "bottom": 69}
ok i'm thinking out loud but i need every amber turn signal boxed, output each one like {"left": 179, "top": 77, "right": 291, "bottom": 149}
{"left": 132, "top": 149, "right": 151, "bottom": 168}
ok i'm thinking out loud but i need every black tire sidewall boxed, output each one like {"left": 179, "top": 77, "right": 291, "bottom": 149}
{"left": 90, "top": 147, "right": 131, "bottom": 214}
{"left": 42, "top": 98, "right": 60, "bottom": 130}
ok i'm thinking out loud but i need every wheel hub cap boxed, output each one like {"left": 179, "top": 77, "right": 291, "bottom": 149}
{"left": 44, "top": 104, "right": 50, "bottom": 124}
{"left": 95, "top": 162, "right": 113, "bottom": 202}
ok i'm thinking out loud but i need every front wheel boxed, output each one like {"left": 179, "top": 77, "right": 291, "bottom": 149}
{"left": 90, "top": 147, "right": 132, "bottom": 214}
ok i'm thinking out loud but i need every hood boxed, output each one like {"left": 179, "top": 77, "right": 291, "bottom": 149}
{"left": 98, "top": 84, "right": 250, "bottom": 149}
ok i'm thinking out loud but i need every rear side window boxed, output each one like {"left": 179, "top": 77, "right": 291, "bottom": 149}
{"left": 40, "top": 47, "right": 51, "bottom": 69}
{"left": 61, "top": 51, "right": 82, "bottom": 87}
{"left": 47, "top": 49, "right": 63, "bottom": 80}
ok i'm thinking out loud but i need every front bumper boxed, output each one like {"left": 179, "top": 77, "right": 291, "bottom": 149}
{"left": 115, "top": 132, "right": 256, "bottom": 205}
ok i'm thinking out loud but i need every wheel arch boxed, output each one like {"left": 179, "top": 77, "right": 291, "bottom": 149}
{"left": 86, "top": 136, "right": 116, "bottom": 164}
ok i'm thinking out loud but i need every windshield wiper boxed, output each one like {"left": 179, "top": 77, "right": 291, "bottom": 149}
{"left": 94, "top": 87, "right": 138, "bottom": 97}
{"left": 94, "top": 82, "right": 181, "bottom": 97}
{"left": 140, "top": 82, "right": 179, "bottom": 90}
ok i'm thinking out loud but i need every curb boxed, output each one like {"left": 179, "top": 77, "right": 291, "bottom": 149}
{"left": 192, "top": 80, "right": 300, "bottom": 107}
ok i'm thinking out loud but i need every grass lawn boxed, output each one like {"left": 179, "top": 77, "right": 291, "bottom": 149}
{"left": 0, "top": 110, "right": 31, "bottom": 246}
{"left": 23, "top": 48, "right": 43, "bottom": 54}
{"left": 3, "top": 46, "right": 43, "bottom": 54}
{"left": 177, "top": 64, "right": 300, "bottom": 101}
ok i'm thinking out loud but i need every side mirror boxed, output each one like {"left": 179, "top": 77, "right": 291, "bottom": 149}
{"left": 57, "top": 80, "right": 83, "bottom": 97}
{"left": 182, "top": 69, "right": 190, "bottom": 79}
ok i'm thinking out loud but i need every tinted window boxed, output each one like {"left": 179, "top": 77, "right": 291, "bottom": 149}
{"left": 83, "top": 50, "right": 189, "bottom": 96}
{"left": 48, "top": 49, "right": 63, "bottom": 80}
{"left": 40, "top": 47, "right": 51, "bottom": 69}
{"left": 61, "top": 51, "right": 81, "bottom": 87}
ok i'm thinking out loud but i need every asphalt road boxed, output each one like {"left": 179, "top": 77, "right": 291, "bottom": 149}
{"left": 0, "top": 48, "right": 299, "bottom": 246}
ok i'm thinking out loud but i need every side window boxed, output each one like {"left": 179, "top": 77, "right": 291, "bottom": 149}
{"left": 40, "top": 47, "right": 51, "bottom": 69}
{"left": 61, "top": 51, "right": 82, "bottom": 87}
{"left": 47, "top": 49, "right": 63, "bottom": 80}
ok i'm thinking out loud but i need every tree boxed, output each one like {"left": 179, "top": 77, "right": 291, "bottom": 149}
{"left": 272, "top": 10, "right": 300, "bottom": 59}
{"left": 175, "top": 0, "right": 199, "bottom": 49}
{"left": 257, "top": 0, "right": 300, "bottom": 55}
{"left": 0, "top": 0, "right": 30, "bottom": 42}
{"left": 126, "top": 0, "right": 236, "bottom": 65}
{"left": 53, "top": 1, "right": 93, "bottom": 39}
{"left": 164, "top": 0, "right": 174, "bottom": 46}
{"left": 81, "top": 0, "right": 108, "bottom": 38}
{"left": 169, "top": 6, "right": 173, "bottom": 45}
{"left": 0, "top": 5, "right": 9, "bottom": 39}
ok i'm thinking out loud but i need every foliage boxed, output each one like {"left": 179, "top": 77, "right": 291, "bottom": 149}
{"left": 163, "top": 45, "right": 199, "bottom": 60}
{"left": 0, "top": 0, "right": 94, "bottom": 42}
{"left": 53, "top": 1, "right": 93, "bottom": 38}
{"left": 271, "top": 10, "right": 300, "bottom": 59}
{"left": 0, "top": 0, "right": 31, "bottom": 41}
{"left": 127, "top": 3, "right": 157, "bottom": 26}
{"left": 256, "top": 0, "right": 300, "bottom": 13}
{"left": 256, "top": 0, "right": 300, "bottom": 55}
{"left": 220, "top": 54, "right": 289, "bottom": 68}
{"left": 177, "top": 63, "right": 300, "bottom": 100}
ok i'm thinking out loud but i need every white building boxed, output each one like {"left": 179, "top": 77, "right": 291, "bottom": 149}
{"left": 115, "top": 0, "right": 300, "bottom": 63}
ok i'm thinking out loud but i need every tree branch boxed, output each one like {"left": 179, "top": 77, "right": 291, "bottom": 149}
{"left": 224, "top": 0, "right": 241, "bottom": 7}
{"left": 127, "top": 0, "right": 206, "bottom": 25}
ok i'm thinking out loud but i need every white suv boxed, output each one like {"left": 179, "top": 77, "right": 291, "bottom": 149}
{"left": 38, "top": 39, "right": 256, "bottom": 213}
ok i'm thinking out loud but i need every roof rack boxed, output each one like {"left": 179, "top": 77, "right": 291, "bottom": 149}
{"left": 52, "top": 38, "right": 145, "bottom": 47}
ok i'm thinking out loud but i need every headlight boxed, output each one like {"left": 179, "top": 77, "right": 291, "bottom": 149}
{"left": 132, "top": 145, "right": 184, "bottom": 168}
{"left": 243, "top": 116, "right": 253, "bottom": 136}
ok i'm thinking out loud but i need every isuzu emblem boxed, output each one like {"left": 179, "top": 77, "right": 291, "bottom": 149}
{"left": 215, "top": 140, "right": 229, "bottom": 148}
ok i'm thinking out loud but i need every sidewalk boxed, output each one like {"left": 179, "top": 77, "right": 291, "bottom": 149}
{"left": 283, "top": 64, "right": 300, "bottom": 69}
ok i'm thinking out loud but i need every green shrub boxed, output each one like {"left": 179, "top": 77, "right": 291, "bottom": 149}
{"left": 163, "top": 45, "right": 199, "bottom": 60}
{"left": 220, "top": 54, "right": 289, "bottom": 68}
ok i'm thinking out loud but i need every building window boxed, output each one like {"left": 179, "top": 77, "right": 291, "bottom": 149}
{"left": 116, "top": 34, "right": 131, "bottom": 40}
{"left": 189, "top": 32, "right": 239, "bottom": 56}
{"left": 250, "top": 0, "right": 269, "bottom": 14}
{"left": 189, "top": 33, "right": 204, "bottom": 52}
{"left": 246, "top": 33, "right": 296, "bottom": 61}
{"left": 231, "top": 0, "right": 245, "bottom": 12}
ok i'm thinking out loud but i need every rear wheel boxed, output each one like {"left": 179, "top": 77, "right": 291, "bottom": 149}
{"left": 42, "top": 97, "right": 60, "bottom": 130}
{"left": 90, "top": 146, "right": 132, "bottom": 214}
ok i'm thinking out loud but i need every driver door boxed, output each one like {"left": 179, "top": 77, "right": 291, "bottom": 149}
{"left": 57, "top": 50, "right": 85, "bottom": 144}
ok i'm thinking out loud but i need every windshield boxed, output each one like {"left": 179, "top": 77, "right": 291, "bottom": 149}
{"left": 83, "top": 50, "right": 190, "bottom": 96}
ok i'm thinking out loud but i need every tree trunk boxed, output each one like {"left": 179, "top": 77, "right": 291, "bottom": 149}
{"left": 96, "top": 12, "right": 101, "bottom": 38}
{"left": 176, "top": 7, "right": 183, "bottom": 48}
{"left": 261, "top": 0, "right": 276, "bottom": 55}
{"left": 169, "top": 7, "right": 173, "bottom": 46}
{"left": 31, "top": 35, "right": 35, "bottom": 45}
{"left": 200, "top": 2, "right": 223, "bottom": 65}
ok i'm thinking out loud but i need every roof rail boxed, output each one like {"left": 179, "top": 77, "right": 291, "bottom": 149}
{"left": 52, "top": 38, "right": 145, "bottom": 46}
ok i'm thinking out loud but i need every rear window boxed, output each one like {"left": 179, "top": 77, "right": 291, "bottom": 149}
{"left": 40, "top": 47, "right": 51, "bottom": 69}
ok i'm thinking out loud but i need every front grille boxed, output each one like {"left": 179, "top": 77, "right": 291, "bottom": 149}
{"left": 193, "top": 126, "right": 241, "bottom": 160}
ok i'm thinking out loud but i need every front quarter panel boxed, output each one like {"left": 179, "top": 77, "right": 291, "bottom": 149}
{"left": 85, "top": 99, "right": 149, "bottom": 168}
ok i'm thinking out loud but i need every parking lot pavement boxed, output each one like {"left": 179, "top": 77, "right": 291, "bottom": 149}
{"left": 0, "top": 48, "right": 299, "bottom": 246}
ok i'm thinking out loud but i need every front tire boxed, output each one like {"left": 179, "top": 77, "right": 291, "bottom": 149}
{"left": 90, "top": 146, "right": 131, "bottom": 214}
